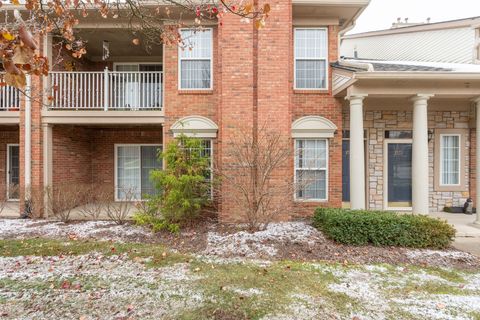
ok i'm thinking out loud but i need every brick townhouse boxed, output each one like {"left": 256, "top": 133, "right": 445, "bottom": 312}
{"left": 1, "top": 1, "right": 480, "bottom": 223}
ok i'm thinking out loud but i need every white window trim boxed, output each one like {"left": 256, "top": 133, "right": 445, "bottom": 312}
{"left": 6, "top": 143, "right": 19, "bottom": 201}
{"left": 293, "top": 138, "right": 329, "bottom": 202}
{"left": 170, "top": 115, "right": 218, "bottom": 138}
{"left": 439, "top": 133, "right": 461, "bottom": 187}
{"left": 201, "top": 139, "right": 214, "bottom": 199}
{"left": 114, "top": 144, "right": 162, "bottom": 202}
{"left": 293, "top": 27, "right": 329, "bottom": 91}
{"left": 178, "top": 28, "right": 213, "bottom": 91}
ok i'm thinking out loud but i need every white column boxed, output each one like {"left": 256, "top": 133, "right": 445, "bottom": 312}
{"left": 348, "top": 94, "right": 367, "bottom": 210}
{"left": 42, "top": 123, "right": 53, "bottom": 218}
{"left": 42, "top": 33, "right": 52, "bottom": 107}
{"left": 475, "top": 98, "right": 480, "bottom": 225}
{"left": 411, "top": 94, "right": 433, "bottom": 215}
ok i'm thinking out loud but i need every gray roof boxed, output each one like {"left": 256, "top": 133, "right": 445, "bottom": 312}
{"left": 369, "top": 62, "right": 452, "bottom": 72}
{"left": 331, "top": 60, "right": 453, "bottom": 72}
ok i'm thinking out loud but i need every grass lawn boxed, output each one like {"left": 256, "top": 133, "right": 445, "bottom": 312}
{"left": 1, "top": 239, "right": 480, "bottom": 320}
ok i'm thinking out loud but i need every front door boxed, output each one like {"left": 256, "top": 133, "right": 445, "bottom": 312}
{"left": 7, "top": 144, "right": 19, "bottom": 200}
{"left": 385, "top": 141, "right": 412, "bottom": 209}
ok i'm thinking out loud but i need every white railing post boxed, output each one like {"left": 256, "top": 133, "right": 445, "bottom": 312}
{"left": 103, "top": 67, "right": 109, "bottom": 111}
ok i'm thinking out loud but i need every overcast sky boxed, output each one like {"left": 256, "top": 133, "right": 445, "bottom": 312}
{"left": 349, "top": 0, "right": 480, "bottom": 34}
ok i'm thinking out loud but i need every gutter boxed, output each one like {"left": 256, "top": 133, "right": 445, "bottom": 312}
{"left": 353, "top": 72, "right": 480, "bottom": 80}
{"left": 337, "top": 0, "right": 371, "bottom": 60}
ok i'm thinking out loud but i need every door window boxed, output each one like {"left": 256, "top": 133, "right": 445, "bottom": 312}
{"left": 387, "top": 143, "right": 412, "bottom": 208}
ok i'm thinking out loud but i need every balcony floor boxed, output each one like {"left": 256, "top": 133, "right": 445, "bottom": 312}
{"left": 42, "top": 110, "right": 164, "bottom": 125}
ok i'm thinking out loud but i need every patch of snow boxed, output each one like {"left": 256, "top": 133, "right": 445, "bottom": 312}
{"left": 203, "top": 222, "right": 323, "bottom": 258}
{"left": 195, "top": 255, "right": 273, "bottom": 267}
{"left": 262, "top": 294, "right": 327, "bottom": 320}
{"left": 406, "top": 249, "right": 476, "bottom": 261}
{"left": 158, "top": 263, "right": 202, "bottom": 281}
{"left": 327, "top": 269, "right": 387, "bottom": 309}
{"left": 0, "top": 254, "right": 203, "bottom": 319}
{"left": 228, "top": 287, "right": 263, "bottom": 297}
{"left": 364, "top": 265, "right": 389, "bottom": 273}
{"left": 394, "top": 295, "right": 480, "bottom": 320}
{"left": 0, "top": 219, "right": 150, "bottom": 241}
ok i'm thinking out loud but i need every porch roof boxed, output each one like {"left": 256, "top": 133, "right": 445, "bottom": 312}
{"left": 332, "top": 59, "right": 480, "bottom": 99}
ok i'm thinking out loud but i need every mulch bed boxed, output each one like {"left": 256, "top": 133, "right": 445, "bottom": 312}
{"left": 145, "top": 220, "right": 479, "bottom": 270}
{"left": 2, "top": 218, "right": 479, "bottom": 270}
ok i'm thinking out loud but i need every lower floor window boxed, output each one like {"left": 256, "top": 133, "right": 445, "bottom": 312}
{"left": 440, "top": 134, "right": 460, "bottom": 186}
{"left": 116, "top": 145, "right": 162, "bottom": 200}
{"left": 295, "top": 139, "right": 328, "bottom": 200}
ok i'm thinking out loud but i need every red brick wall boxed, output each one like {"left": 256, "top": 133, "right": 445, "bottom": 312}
{"left": 163, "top": 28, "right": 219, "bottom": 141}
{"left": 291, "top": 26, "right": 343, "bottom": 215}
{"left": 51, "top": 126, "right": 163, "bottom": 201}
{"left": 162, "top": 13, "right": 342, "bottom": 221}
{"left": 15, "top": 16, "right": 344, "bottom": 221}
{"left": 256, "top": 0, "right": 294, "bottom": 221}
{"left": 217, "top": 13, "right": 255, "bottom": 222}
{"left": 0, "top": 127, "right": 20, "bottom": 200}
{"left": 52, "top": 125, "right": 93, "bottom": 187}
{"left": 91, "top": 127, "right": 163, "bottom": 200}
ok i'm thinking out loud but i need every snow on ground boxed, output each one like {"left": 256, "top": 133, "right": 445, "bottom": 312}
{"left": 0, "top": 253, "right": 203, "bottom": 319}
{"left": 228, "top": 287, "right": 264, "bottom": 297}
{"left": 406, "top": 249, "right": 477, "bottom": 260}
{"left": 0, "top": 248, "right": 480, "bottom": 319}
{"left": 203, "top": 222, "right": 323, "bottom": 258}
{"left": 0, "top": 219, "right": 149, "bottom": 241}
{"left": 318, "top": 265, "right": 480, "bottom": 320}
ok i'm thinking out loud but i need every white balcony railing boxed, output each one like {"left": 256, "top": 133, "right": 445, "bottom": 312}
{"left": 0, "top": 74, "right": 21, "bottom": 110}
{"left": 49, "top": 69, "right": 163, "bottom": 111}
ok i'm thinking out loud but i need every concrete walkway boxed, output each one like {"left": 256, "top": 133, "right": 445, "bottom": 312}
{"left": 431, "top": 212, "right": 480, "bottom": 257}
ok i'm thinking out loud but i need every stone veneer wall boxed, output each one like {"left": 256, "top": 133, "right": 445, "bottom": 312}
{"left": 343, "top": 109, "right": 472, "bottom": 212}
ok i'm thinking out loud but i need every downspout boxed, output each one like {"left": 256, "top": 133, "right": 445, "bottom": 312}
{"left": 24, "top": 75, "right": 31, "bottom": 202}
{"left": 337, "top": 2, "right": 371, "bottom": 60}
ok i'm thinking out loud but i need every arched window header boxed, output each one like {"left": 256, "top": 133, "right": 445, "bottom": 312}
{"left": 170, "top": 116, "right": 218, "bottom": 138}
{"left": 291, "top": 116, "right": 337, "bottom": 138}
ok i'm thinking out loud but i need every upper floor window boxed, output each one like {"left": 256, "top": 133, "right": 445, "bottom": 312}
{"left": 179, "top": 29, "right": 212, "bottom": 90}
{"left": 440, "top": 134, "right": 460, "bottom": 186}
{"left": 294, "top": 28, "right": 328, "bottom": 90}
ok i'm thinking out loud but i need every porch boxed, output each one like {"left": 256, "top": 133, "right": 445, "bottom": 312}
{"left": 0, "top": 125, "right": 20, "bottom": 217}
{"left": 334, "top": 60, "right": 480, "bottom": 221}
{"left": 43, "top": 125, "right": 163, "bottom": 219}
{"left": 43, "top": 26, "right": 165, "bottom": 119}
{"left": 0, "top": 78, "right": 21, "bottom": 125}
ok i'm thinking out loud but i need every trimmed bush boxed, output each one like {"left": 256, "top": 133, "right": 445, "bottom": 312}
{"left": 313, "top": 208, "right": 455, "bottom": 249}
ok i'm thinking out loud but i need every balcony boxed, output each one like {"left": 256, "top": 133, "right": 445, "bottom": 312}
{"left": 49, "top": 69, "right": 163, "bottom": 111}
{"left": 43, "top": 69, "right": 164, "bottom": 125}
{"left": 0, "top": 76, "right": 21, "bottom": 124}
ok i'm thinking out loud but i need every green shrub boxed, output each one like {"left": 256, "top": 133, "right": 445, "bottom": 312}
{"left": 133, "top": 134, "right": 211, "bottom": 233}
{"left": 313, "top": 208, "right": 455, "bottom": 249}
{"left": 133, "top": 211, "right": 180, "bottom": 234}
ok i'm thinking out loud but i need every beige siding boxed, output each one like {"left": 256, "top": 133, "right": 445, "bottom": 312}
{"left": 341, "top": 27, "right": 476, "bottom": 64}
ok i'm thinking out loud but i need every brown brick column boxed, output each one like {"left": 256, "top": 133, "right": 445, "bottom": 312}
{"left": 217, "top": 13, "right": 256, "bottom": 222}
{"left": 19, "top": 35, "right": 46, "bottom": 217}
